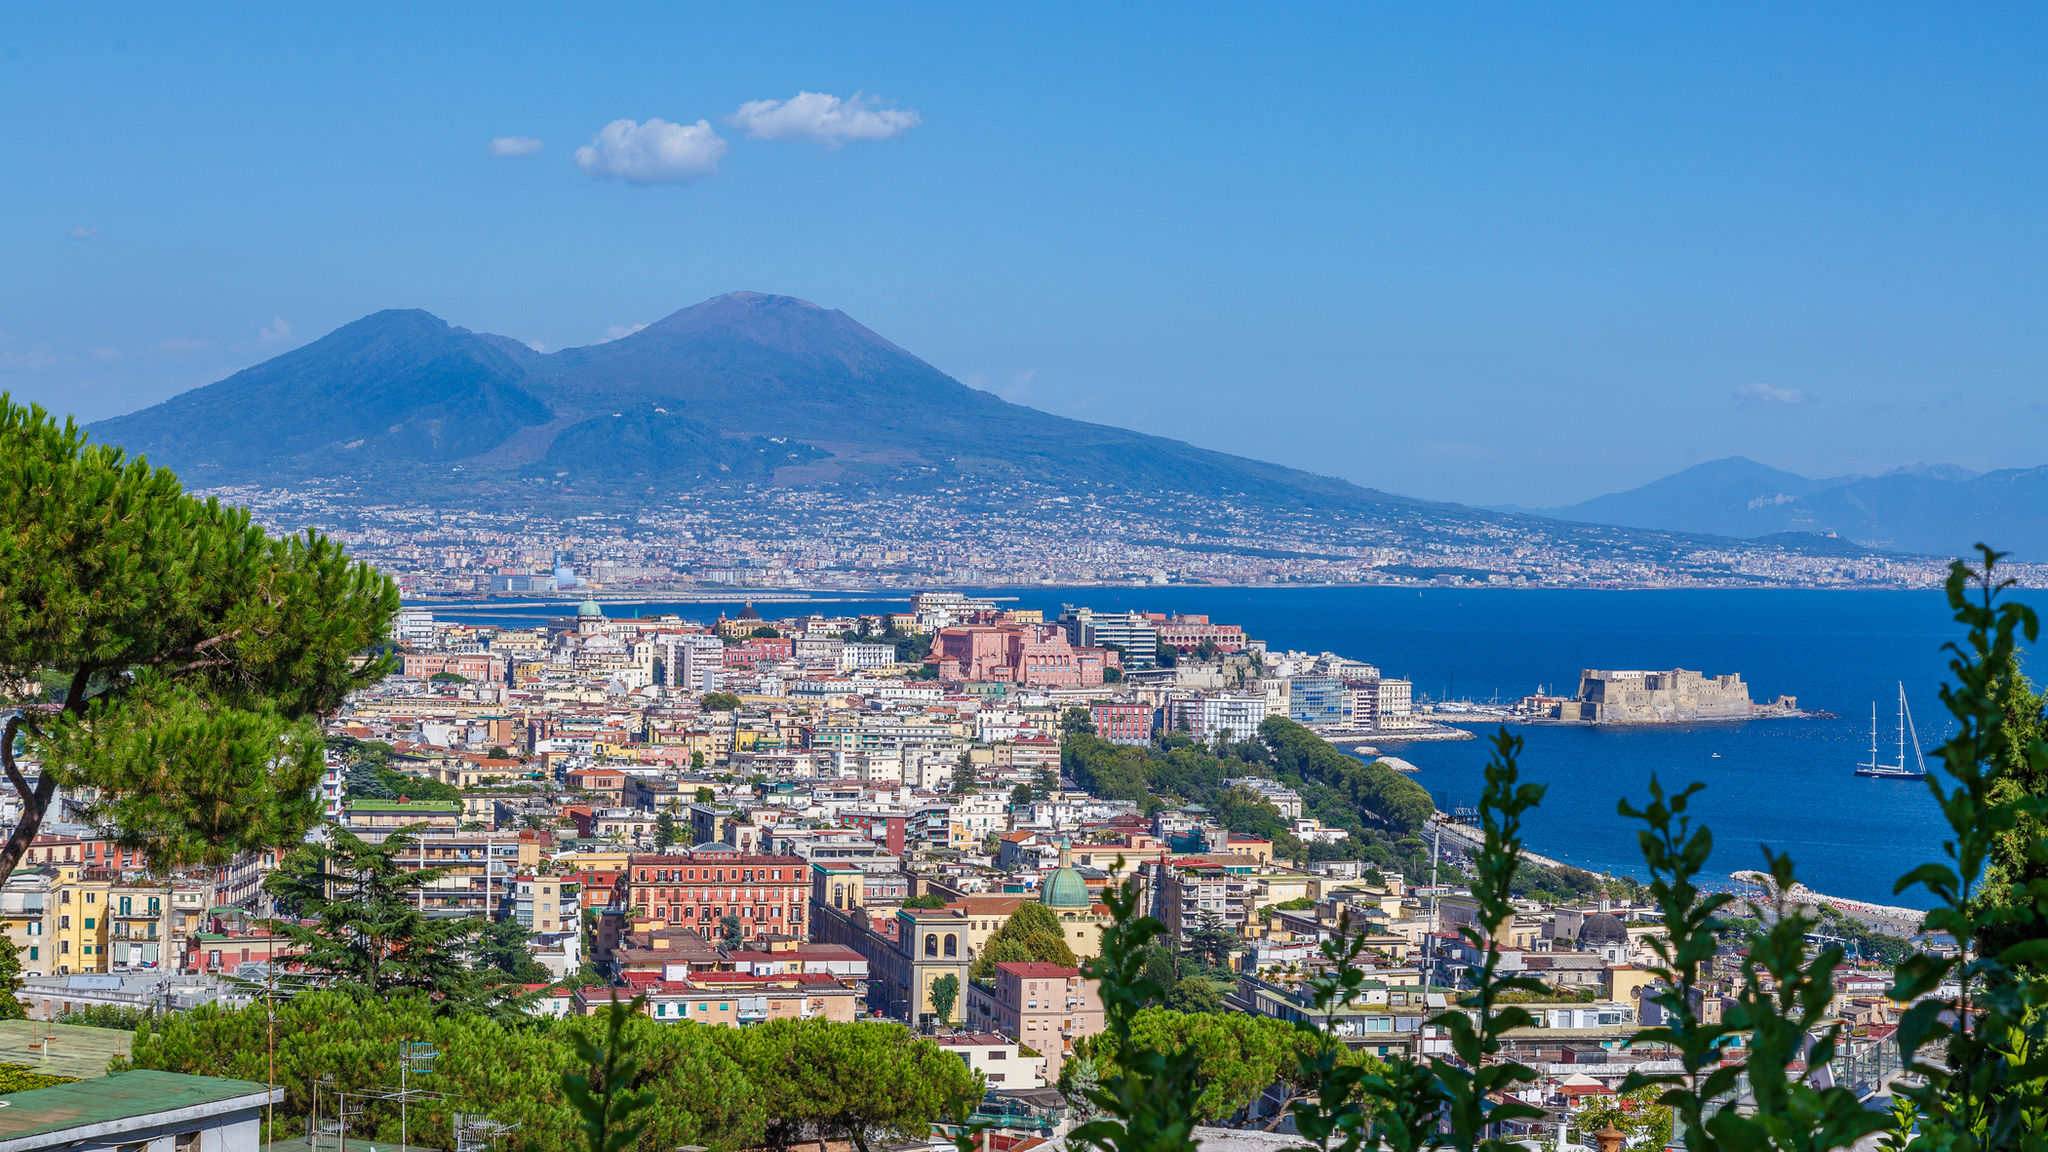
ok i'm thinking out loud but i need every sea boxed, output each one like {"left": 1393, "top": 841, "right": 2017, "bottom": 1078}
{"left": 429, "top": 586, "right": 2048, "bottom": 910}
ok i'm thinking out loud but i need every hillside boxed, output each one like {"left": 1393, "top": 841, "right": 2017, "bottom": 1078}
{"left": 82, "top": 293, "right": 1935, "bottom": 583}
{"left": 1540, "top": 456, "right": 2048, "bottom": 559}
{"left": 91, "top": 292, "right": 1421, "bottom": 516}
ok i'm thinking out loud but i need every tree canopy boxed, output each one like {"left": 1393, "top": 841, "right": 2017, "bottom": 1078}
{"left": 970, "top": 901, "right": 1078, "bottom": 981}
{"left": 0, "top": 397, "right": 397, "bottom": 883}
{"left": 263, "top": 826, "right": 492, "bottom": 1002}
{"left": 1062, "top": 1007, "right": 1356, "bottom": 1125}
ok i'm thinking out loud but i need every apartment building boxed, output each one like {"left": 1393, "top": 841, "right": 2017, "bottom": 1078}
{"left": 619, "top": 851, "right": 809, "bottom": 941}
{"left": 962, "top": 961, "right": 1104, "bottom": 1083}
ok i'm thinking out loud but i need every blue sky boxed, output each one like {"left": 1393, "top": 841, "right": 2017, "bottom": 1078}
{"left": 3, "top": 4, "right": 2043, "bottom": 506}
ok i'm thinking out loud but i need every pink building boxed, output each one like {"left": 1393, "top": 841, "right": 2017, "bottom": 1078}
{"left": 932, "top": 625, "right": 1117, "bottom": 687}
{"left": 962, "top": 961, "right": 1105, "bottom": 1083}
{"left": 1150, "top": 614, "right": 1247, "bottom": 654}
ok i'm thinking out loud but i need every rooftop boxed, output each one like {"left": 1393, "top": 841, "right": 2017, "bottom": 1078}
{"left": 0, "top": 1069, "right": 274, "bottom": 1140}
{"left": 0, "top": 1022, "right": 133, "bottom": 1081}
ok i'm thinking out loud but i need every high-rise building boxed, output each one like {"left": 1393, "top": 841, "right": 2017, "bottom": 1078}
{"left": 1056, "top": 607, "right": 1158, "bottom": 667}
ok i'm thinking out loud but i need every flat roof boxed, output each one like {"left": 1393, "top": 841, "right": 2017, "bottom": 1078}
{"left": 0, "top": 1069, "right": 271, "bottom": 1140}
{"left": 0, "top": 1022, "right": 133, "bottom": 1081}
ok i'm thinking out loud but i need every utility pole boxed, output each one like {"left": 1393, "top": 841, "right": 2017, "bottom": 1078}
{"left": 1426, "top": 824, "right": 1442, "bottom": 988}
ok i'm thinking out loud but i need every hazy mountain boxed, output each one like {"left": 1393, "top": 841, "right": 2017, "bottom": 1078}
{"left": 89, "top": 292, "right": 1419, "bottom": 514}
{"left": 91, "top": 309, "right": 551, "bottom": 476}
{"left": 1540, "top": 456, "right": 2048, "bottom": 559}
{"left": 82, "top": 293, "right": 1924, "bottom": 576}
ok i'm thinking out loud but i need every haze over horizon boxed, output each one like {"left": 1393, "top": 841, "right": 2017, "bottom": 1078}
{"left": 5, "top": 5, "right": 2045, "bottom": 507}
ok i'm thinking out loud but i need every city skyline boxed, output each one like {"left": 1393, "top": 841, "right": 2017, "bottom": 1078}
{"left": 5, "top": 5, "right": 2046, "bottom": 506}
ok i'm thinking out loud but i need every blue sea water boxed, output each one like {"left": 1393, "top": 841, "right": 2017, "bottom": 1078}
{"left": 434, "top": 586, "right": 2048, "bottom": 909}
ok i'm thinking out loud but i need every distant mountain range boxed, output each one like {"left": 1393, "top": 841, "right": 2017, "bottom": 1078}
{"left": 84, "top": 293, "right": 1927, "bottom": 581}
{"left": 1523, "top": 456, "right": 2048, "bottom": 560}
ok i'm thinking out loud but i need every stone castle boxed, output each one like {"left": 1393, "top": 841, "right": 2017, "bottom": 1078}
{"left": 1556, "top": 668, "right": 1755, "bottom": 723}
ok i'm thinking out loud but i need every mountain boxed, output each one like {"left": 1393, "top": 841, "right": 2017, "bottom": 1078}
{"left": 92, "top": 309, "right": 550, "bottom": 477}
{"left": 1541, "top": 456, "right": 2048, "bottom": 559}
{"left": 81, "top": 293, "right": 1930, "bottom": 582}
{"left": 90, "top": 292, "right": 1413, "bottom": 514}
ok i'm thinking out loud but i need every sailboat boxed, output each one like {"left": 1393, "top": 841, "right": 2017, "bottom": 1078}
{"left": 1854, "top": 682, "right": 1928, "bottom": 780}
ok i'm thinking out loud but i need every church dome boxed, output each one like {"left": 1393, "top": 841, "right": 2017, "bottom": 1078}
{"left": 1577, "top": 912, "right": 1628, "bottom": 947}
{"left": 737, "top": 602, "right": 762, "bottom": 621}
{"left": 576, "top": 599, "right": 604, "bottom": 618}
{"left": 1041, "top": 866, "right": 1091, "bottom": 909}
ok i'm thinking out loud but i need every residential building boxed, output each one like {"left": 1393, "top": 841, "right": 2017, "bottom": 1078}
{"left": 619, "top": 851, "right": 808, "bottom": 942}
{"left": 1089, "top": 702, "right": 1154, "bottom": 746}
{"left": 963, "top": 962, "right": 1104, "bottom": 1084}
{"left": 932, "top": 1032, "right": 1044, "bottom": 1090}
{"left": 1175, "top": 692, "right": 1269, "bottom": 741}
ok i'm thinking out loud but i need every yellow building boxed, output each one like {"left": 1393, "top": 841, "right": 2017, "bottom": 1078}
{"left": 51, "top": 867, "right": 111, "bottom": 975}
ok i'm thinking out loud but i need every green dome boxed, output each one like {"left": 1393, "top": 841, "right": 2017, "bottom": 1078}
{"left": 1041, "top": 867, "right": 1091, "bottom": 909}
{"left": 577, "top": 599, "right": 603, "bottom": 617}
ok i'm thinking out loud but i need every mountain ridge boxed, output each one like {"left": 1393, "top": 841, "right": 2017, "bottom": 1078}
{"left": 88, "top": 292, "right": 1424, "bottom": 515}
{"left": 1535, "top": 455, "right": 2048, "bottom": 559}
{"left": 81, "top": 293, "right": 1935, "bottom": 581}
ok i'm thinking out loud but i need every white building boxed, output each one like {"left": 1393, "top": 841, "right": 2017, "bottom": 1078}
{"left": 1349, "top": 678, "right": 1421, "bottom": 732}
{"left": 839, "top": 642, "right": 899, "bottom": 671}
{"left": 392, "top": 607, "right": 436, "bottom": 647}
{"left": 1178, "top": 692, "right": 1269, "bottom": 741}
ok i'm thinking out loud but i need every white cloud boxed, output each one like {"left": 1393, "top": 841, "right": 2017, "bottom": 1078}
{"left": 731, "top": 91, "right": 921, "bottom": 147}
{"left": 488, "top": 136, "right": 544, "bottom": 156}
{"left": 525, "top": 339, "right": 547, "bottom": 353}
{"left": 67, "top": 226, "right": 98, "bottom": 240}
{"left": 573, "top": 119, "right": 726, "bottom": 183}
{"left": 1736, "top": 382, "right": 1805, "bottom": 405}
{"left": 600, "top": 323, "right": 648, "bottom": 343}
{"left": 256, "top": 317, "right": 294, "bottom": 343}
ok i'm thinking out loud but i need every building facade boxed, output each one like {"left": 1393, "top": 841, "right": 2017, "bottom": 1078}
{"left": 620, "top": 851, "right": 809, "bottom": 941}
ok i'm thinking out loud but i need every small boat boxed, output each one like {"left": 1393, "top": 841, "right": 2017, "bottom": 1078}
{"left": 1710, "top": 752, "right": 1721, "bottom": 759}
{"left": 1855, "top": 683, "right": 1928, "bottom": 780}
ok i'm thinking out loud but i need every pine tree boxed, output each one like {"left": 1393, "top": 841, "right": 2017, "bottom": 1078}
{"left": 0, "top": 398, "right": 397, "bottom": 884}
{"left": 262, "top": 826, "right": 488, "bottom": 998}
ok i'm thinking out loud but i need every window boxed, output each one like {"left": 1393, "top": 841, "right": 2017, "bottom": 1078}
{"left": 86, "top": 892, "right": 96, "bottom": 904}
{"left": 58, "top": 941, "right": 68, "bottom": 955}
{"left": 84, "top": 918, "right": 95, "bottom": 930}
{"left": 27, "top": 947, "right": 35, "bottom": 961}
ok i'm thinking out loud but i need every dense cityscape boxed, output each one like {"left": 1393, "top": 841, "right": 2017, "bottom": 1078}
{"left": 7, "top": 7, "right": 2045, "bottom": 1151}
{"left": 208, "top": 481, "right": 1981, "bottom": 595}
{"left": 0, "top": 582, "right": 1944, "bottom": 1149}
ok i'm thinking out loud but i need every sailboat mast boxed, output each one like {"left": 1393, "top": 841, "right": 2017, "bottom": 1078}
{"left": 1895, "top": 682, "right": 1907, "bottom": 771}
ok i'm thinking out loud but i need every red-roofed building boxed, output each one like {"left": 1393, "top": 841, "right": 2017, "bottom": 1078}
{"left": 963, "top": 961, "right": 1104, "bottom": 1083}
{"left": 619, "top": 852, "right": 808, "bottom": 942}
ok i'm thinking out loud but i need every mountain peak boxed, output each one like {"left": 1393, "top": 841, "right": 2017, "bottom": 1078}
{"left": 641, "top": 291, "right": 837, "bottom": 336}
